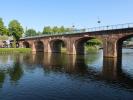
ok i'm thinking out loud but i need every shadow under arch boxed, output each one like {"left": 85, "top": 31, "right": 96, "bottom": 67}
{"left": 75, "top": 37, "right": 102, "bottom": 55}
{"left": 23, "top": 41, "right": 30, "bottom": 48}
{"left": 34, "top": 40, "right": 44, "bottom": 52}
{"left": 50, "top": 39, "right": 66, "bottom": 53}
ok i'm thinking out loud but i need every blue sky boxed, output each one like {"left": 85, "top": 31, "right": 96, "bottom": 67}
{"left": 0, "top": 0, "right": 133, "bottom": 31}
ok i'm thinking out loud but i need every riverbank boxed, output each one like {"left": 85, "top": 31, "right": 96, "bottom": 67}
{"left": 0, "top": 46, "right": 99, "bottom": 54}
{"left": 0, "top": 48, "right": 31, "bottom": 53}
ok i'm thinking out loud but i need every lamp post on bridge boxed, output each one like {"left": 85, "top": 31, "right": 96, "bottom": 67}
{"left": 97, "top": 17, "right": 101, "bottom": 30}
{"left": 72, "top": 25, "right": 75, "bottom": 33}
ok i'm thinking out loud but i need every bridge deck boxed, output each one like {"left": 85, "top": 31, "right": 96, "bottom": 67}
{"left": 21, "top": 23, "right": 133, "bottom": 40}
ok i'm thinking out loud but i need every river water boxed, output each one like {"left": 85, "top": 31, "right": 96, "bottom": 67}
{"left": 0, "top": 49, "right": 133, "bottom": 100}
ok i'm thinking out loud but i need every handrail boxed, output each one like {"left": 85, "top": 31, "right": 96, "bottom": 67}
{"left": 21, "top": 23, "right": 133, "bottom": 39}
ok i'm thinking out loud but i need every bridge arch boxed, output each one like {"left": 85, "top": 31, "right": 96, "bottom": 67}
{"left": 117, "top": 34, "right": 133, "bottom": 45}
{"left": 117, "top": 34, "right": 133, "bottom": 59}
{"left": 34, "top": 40, "right": 44, "bottom": 52}
{"left": 74, "top": 37, "right": 102, "bottom": 54}
{"left": 23, "top": 41, "right": 30, "bottom": 48}
{"left": 50, "top": 39, "right": 66, "bottom": 53}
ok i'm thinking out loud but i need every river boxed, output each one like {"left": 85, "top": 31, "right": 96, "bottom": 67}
{"left": 0, "top": 49, "right": 133, "bottom": 100}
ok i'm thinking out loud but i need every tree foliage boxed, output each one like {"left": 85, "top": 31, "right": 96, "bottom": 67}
{"left": 42, "top": 26, "right": 71, "bottom": 35}
{"left": 25, "top": 29, "right": 37, "bottom": 37}
{"left": 86, "top": 39, "right": 102, "bottom": 46}
{"left": 36, "top": 31, "right": 42, "bottom": 35}
{"left": 8, "top": 20, "right": 24, "bottom": 41}
{"left": 52, "top": 26, "right": 59, "bottom": 33}
{"left": 0, "top": 35, "right": 9, "bottom": 41}
{"left": 43, "top": 26, "right": 52, "bottom": 34}
{"left": 60, "top": 26, "right": 65, "bottom": 33}
{"left": 0, "top": 18, "right": 8, "bottom": 36}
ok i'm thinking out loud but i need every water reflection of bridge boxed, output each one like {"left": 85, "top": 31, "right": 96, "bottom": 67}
{"left": 22, "top": 53, "right": 133, "bottom": 89}
{"left": 0, "top": 53, "right": 133, "bottom": 90}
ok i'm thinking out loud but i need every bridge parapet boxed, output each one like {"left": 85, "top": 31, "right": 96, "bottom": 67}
{"left": 21, "top": 23, "right": 133, "bottom": 39}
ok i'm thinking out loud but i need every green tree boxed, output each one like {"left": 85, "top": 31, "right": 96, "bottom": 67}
{"left": 86, "top": 39, "right": 102, "bottom": 46}
{"left": 9, "top": 62, "right": 23, "bottom": 82}
{"left": 0, "top": 18, "right": 8, "bottom": 35}
{"left": 60, "top": 26, "right": 65, "bottom": 33}
{"left": 25, "top": 29, "right": 36, "bottom": 37}
{"left": 8, "top": 20, "right": 24, "bottom": 47}
{"left": 0, "top": 71, "right": 5, "bottom": 88}
{"left": 43, "top": 26, "right": 52, "bottom": 34}
{"left": 42, "top": 26, "right": 72, "bottom": 35}
{"left": 65, "top": 28, "right": 71, "bottom": 32}
{"left": 52, "top": 26, "right": 59, "bottom": 33}
{"left": 36, "top": 31, "right": 42, "bottom": 35}
{"left": 0, "top": 35, "right": 9, "bottom": 41}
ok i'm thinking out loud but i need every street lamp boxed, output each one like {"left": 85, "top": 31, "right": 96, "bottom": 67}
{"left": 97, "top": 17, "right": 101, "bottom": 30}
{"left": 72, "top": 25, "right": 75, "bottom": 32}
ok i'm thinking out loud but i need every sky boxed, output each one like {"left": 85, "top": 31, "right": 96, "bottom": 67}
{"left": 0, "top": 0, "right": 133, "bottom": 31}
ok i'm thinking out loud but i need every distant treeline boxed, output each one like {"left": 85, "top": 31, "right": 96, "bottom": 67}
{"left": 25, "top": 26, "right": 75, "bottom": 37}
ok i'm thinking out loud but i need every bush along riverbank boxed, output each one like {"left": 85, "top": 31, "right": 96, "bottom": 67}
{"left": 0, "top": 46, "right": 100, "bottom": 54}
{"left": 0, "top": 48, "right": 31, "bottom": 54}
{"left": 85, "top": 46, "right": 100, "bottom": 53}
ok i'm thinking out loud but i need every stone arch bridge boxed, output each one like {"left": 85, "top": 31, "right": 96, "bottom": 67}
{"left": 18, "top": 23, "right": 133, "bottom": 58}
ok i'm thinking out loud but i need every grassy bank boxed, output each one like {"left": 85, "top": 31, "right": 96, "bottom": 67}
{"left": 0, "top": 48, "right": 31, "bottom": 53}
{"left": 0, "top": 46, "right": 98, "bottom": 54}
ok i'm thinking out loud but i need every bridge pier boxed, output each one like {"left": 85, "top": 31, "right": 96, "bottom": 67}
{"left": 43, "top": 40, "right": 51, "bottom": 53}
{"left": 31, "top": 42, "right": 36, "bottom": 52}
{"left": 103, "top": 39, "right": 118, "bottom": 58}
{"left": 66, "top": 39, "right": 76, "bottom": 54}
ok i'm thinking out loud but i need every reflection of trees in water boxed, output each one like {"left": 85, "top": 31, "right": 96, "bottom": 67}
{"left": 9, "top": 61, "right": 23, "bottom": 82}
{"left": 0, "top": 54, "right": 14, "bottom": 64}
{"left": 84, "top": 50, "right": 102, "bottom": 64}
{"left": 19, "top": 53, "right": 32, "bottom": 64}
{"left": 0, "top": 54, "right": 20, "bottom": 65}
{"left": 0, "top": 71, "right": 5, "bottom": 88}
{"left": 0, "top": 53, "right": 133, "bottom": 90}
{"left": 0, "top": 55, "right": 8, "bottom": 64}
{"left": 0, "top": 54, "right": 23, "bottom": 87}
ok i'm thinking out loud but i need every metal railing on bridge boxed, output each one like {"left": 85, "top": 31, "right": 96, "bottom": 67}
{"left": 22, "top": 23, "right": 133, "bottom": 39}
{"left": 87, "top": 23, "right": 133, "bottom": 32}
